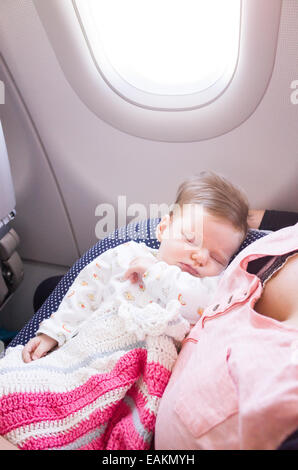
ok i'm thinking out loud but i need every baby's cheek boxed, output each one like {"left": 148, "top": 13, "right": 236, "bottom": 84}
{"left": 205, "top": 262, "right": 223, "bottom": 277}
{"left": 166, "top": 241, "right": 182, "bottom": 257}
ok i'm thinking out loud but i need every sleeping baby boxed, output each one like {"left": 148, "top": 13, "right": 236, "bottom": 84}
{"left": 22, "top": 171, "right": 248, "bottom": 361}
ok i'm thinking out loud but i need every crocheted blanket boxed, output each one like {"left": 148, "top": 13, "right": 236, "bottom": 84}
{"left": 0, "top": 299, "right": 189, "bottom": 450}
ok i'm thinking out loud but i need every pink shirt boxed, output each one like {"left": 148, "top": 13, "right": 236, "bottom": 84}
{"left": 155, "top": 223, "right": 298, "bottom": 450}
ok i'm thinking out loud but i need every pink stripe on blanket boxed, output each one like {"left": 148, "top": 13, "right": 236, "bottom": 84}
{"left": 98, "top": 385, "right": 154, "bottom": 450}
{"left": 127, "top": 384, "right": 157, "bottom": 430}
{"left": 106, "top": 412, "right": 148, "bottom": 450}
{"left": 85, "top": 398, "right": 147, "bottom": 450}
{"left": 21, "top": 400, "right": 119, "bottom": 450}
{"left": 144, "top": 362, "right": 172, "bottom": 396}
{"left": 1, "top": 353, "right": 170, "bottom": 449}
{"left": 0, "top": 349, "right": 147, "bottom": 435}
{"left": 20, "top": 384, "right": 158, "bottom": 450}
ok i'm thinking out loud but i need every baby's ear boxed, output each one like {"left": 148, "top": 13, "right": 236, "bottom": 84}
{"left": 156, "top": 214, "right": 171, "bottom": 241}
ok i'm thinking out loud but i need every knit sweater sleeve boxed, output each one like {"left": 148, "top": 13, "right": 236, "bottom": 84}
{"left": 36, "top": 253, "right": 112, "bottom": 346}
{"left": 142, "top": 261, "right": 221, "bottom": 324}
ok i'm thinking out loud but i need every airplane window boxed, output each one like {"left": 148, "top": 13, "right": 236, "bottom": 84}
{"left": 35, "top": 0, "right": 281, "bottom": 140}
{"left": 74, "top": 0, "right": 241, "bottom": 110}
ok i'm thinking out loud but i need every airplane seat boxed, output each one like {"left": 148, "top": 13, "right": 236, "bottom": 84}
{"left": 0, "top": 121, "right": 24, "bottom": 315}
{"left": 33, "top": 275, "right": 63, "bottom": 313}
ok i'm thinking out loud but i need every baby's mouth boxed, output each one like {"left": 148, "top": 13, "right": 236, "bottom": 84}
{"left": 179, "top": 263, "right": 201, "bottom": 277}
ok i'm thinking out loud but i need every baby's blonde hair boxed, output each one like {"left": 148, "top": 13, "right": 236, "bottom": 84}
{"left": 172, "top": 171, "right": 249, "bottom": 236}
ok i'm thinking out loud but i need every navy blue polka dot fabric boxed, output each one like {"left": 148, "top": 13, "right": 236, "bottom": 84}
{"left": 8, "top": 220, "right": 268, "bottom": 348}
{"left": 229, "top": 228, "right": 269, "bottom": 263}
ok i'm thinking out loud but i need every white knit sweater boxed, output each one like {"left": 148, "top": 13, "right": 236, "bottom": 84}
{"left": 37, "top": 241, "right": 220, "bottom": 345}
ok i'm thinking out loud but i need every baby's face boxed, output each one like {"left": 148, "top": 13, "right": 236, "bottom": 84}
{"left": 157, "top": 206, "right": 244, "bottom": 277}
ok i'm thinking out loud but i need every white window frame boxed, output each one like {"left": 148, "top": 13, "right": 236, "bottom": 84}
{"left": 33, "top": 0, "right": 282, "bottom": 142}
{"left": 73, "top": 0, "right": 241, "bottom": 111}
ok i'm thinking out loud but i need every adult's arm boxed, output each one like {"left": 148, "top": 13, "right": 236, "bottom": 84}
{"left": 248, "top": 209, "right": 298, "bottom": 231}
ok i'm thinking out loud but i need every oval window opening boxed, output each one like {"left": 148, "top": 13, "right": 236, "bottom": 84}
{"left": 74, "top": 0, "right": 241, "bottom": 109}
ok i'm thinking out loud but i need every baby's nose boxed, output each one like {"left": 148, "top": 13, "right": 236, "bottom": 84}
{"left": 191, "top": 249, "right": 208, "bottom": 266}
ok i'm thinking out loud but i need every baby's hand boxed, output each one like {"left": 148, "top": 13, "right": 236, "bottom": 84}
{"left": 124, "top": 257, "right": 156, "bottom": 283}
{"left": 22, "top": 334, "right": 58, "bottom": 363}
